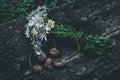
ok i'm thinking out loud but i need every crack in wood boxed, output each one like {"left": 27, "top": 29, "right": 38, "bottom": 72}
{"left": 103, "top": 27, "right": 120, "bottom": 38}
{"left": 88, "top": 1, "right": 120, "bottom": 18}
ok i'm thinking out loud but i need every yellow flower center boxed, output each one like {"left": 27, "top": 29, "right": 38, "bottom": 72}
{"left": 32, "top": 34, "right": 36, "bottom": 40}
{"left": 35, "top": 45, "right": 41, "bottom": 52}
{"left": 35, "top": 27, "right": 39, "bottom": 32}
{"left": 37, "top": 18, "right": 41, "bottom": 24}
{"left": 48, "top": 23, "right": 52, "bottom": 28}
{"left": 42, "top": 29, "right": 46, "bottom": 35}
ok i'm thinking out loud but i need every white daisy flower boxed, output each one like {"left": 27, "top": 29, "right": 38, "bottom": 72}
{"left": 34, "top": 14, "right": 44, "bottom": 27}
{"left": 32, "top": 27, "right": 39, "bottom": 35}
{"left": 25, "top": 31, "right": 29, "bottom": 38}
{"left": 45, "top": 20, "right": 55, "bottom": 30}
{"left": 36, "top": 41, "right": 42, "bottom": 46}
{"left": 25, "top": 5, "right": 55, "bottom": 56}
{"left": 25, "top": 25, "right": 30, "bottom": 38}
{"left": 27, "top": 6, "right": 47, "bottom": 20}
{"left": 41, "top": 11, "right": 47, "bottom": 17}
{"left": 39, "top": 28, "right": 48, "bottom": 41}
{"left": 28, "top": 19, "right": 34, "bottom": 27}
{"left": 41, "top": 5, "right": 47, "bottom": 10}
{"left": 34, "top": 44, "right": 43, "bottom": 55}
{"left": 29, "top": 6, "right": 43, "bottom": 16}
{"left": 40, "top": 9, "right": 47, "bottom": 17}
{"left": 36, "top": 6, "right": 42, "bottom": 12}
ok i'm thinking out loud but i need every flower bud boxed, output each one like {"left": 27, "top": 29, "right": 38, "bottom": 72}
{"left": 33, "top": 65, "right": 43, "bottom": 72}
{"left": 49, "top": 48, "right": 59, "bottom": 56}
{"left": 54, "top": 59, "right": 66, "bottom": 68}
{"left": 44, "top": 58, "right": 53, "bottom": 70}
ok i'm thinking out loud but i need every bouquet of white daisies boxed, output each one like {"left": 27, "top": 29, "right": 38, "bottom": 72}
{"left": 25, "top": 6, "right": 55, "bottom": 56}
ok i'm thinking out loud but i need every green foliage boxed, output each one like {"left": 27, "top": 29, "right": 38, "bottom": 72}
{"left": 0, "top": 0, "right": 34, "bottom": 23}
{"left": 50, "top": 24, "right": 115, "bottom": 63}
{"left": 50, "top": 24, "right": 82, "bottom": 51}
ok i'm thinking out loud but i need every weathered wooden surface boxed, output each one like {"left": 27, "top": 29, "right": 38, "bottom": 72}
{"left": 48, "top": 0, "right": 120, "bottom": 35}
{"left": 0, "top": 17, "right": 33, "bottom": 80}
{"left": 0, "top": 0, "right": 120, "bottom": 80}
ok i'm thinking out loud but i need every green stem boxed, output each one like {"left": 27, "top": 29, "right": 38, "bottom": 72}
{"left": 53, "top": 39, "right": 56, "bottom": 48}
{"left": 76, "top": 39, "right": 80, "bottom": 51}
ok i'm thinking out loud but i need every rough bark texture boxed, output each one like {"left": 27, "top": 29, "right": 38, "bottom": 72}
{"left": 0, "top": 0, "right": 120, "bottom": 80}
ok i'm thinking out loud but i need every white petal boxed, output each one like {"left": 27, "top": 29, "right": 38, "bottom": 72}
{"left": 36, "top": 51, "right": 42, "bottom": 55}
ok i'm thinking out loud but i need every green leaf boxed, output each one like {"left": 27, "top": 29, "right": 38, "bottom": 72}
{"left": 94, "top": 57, "right": 104, "bottom": 64}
